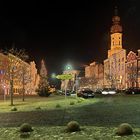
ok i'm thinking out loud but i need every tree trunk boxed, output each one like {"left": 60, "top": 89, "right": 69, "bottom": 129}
{"left": 10, "top": 79, "right": 14, "bottom": 106}
{"left": 22, "top": 70, "right": 25, "bottom": 102}
{"left": 22, "top": 88, "right": 25, "bottom": 101}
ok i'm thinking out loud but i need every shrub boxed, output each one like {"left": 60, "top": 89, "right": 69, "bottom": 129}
{"left": 78, "top": 97, "right": 85, "bottom": 102}
{"left": 20, "top": 132, "right": 30, "bottom": 138}
{"left": 11, "top": 107, "right": 17, "bottom": 111}
{"left": 56, "top": 104, "right": 61, "bottom": 108}
{"left": 67, "top": 121, "right": 80, "bottom": 132}
{"left": 116, "top": 123, "right": 133, "bottom": 136}
{"left": 35, "top": 106, "right": 41, "bottom": 110}
{"left": 70, "top": 101, "right": 75, "bottom": 105}
{"left": 77, "top": 100, "right": 82, "bottom": 103}
{"left": 36, "top": 88, "right": 51, "bottom": 97}
{"left": 20, "top": 123, "right": 33, "bottom": 132}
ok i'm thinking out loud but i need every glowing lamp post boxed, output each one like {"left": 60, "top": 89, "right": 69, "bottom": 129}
{"left": 51, "top": 73, "right": 56, "bottom": 79}
{"left": 65, "top": 64, "right": 72, "bottom": 71}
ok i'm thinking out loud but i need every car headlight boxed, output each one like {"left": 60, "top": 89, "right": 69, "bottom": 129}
{"left": 102, "top": 91, "right": 108, "bottom": 95}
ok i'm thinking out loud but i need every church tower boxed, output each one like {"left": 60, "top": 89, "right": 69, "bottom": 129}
{"left": 108, "top": 7, "right": 123, "bottom": 57}
{"left": 104, "top": 6, "right": 126, "bottom": 89}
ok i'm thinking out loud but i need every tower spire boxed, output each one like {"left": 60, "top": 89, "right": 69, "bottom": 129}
{"left": 108, "top": 6, "right": 123, "bottom": 57}
{"left": 114, "top": 6, "right": 118, "bottom": 16}
{"left": 110, "top": 6, "right": 122, "bottom": 33}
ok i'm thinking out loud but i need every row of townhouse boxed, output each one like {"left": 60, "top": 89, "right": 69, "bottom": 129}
{"left": 0, "top": 52, "right": 40, "bottom": 95}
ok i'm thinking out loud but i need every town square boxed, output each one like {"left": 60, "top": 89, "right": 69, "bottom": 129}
{"left": 0, "top": 0, "right": 140, "bottom": 139}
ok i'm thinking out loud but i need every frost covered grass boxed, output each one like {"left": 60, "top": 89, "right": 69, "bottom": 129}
{"left": 0, "top": 94, "right": 139, "bottom": 139}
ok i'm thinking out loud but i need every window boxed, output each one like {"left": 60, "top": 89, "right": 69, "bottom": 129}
{"left": 122, "top": 65, "right": 124, "bottom": 70}
{"left": 118, "top": 64, "right": 120, "bottom": 71}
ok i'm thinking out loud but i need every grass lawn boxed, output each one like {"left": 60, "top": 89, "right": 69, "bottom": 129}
{"left": 0, "top": 94, "right": 139, "bottom": 139}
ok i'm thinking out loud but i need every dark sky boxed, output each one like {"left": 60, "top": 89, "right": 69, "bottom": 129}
{"left": 0, "top": 0, "right": 140, "bottom": 76}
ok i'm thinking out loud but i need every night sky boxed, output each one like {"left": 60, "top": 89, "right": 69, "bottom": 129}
{"left": 0, "top": 0, "right": 140, "bottom": 77}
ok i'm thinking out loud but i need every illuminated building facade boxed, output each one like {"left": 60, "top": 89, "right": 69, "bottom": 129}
{"left": 104, "top": 7, "right": 126, "bottom": 89}
{"left": 0, "top": 53, "right": 9, "bottom": 95}
{"left": 0, "top": 52, "right": 39, "bottom": 95}
{"left": 126, "top": 50, "right": 140, "bottom": 88}
{"left": 85, "top": 61, "right": 104, "bottom": 89}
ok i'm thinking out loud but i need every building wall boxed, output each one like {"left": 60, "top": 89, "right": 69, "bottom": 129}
{"left": 138, "top": 50, "right": 140, "bottom": 87}
{"left": 0, "top": 53, "right": 9, "bottom": 95}
{"left": 8, "top": 53, "right": 31, "bottom": 95}
{"left": 111, "top": 49, "right": 126, "bottom": 89}
{"left": 0, "top": 53, "right": 39, "bottom": 95}
{"left": 97, "top": 64, "right": 104, "bottom": 89}
{"left": 126, "top": 50, "right": 140, "bottom": 88}
{"left": 85, "top": 66, "right": 90, "bottom": 77}
{"left": 85, "top": 61, "right": 104, "bottom": 89}
{"left": 104, "top": 59, "right": 110, "bottom": 88}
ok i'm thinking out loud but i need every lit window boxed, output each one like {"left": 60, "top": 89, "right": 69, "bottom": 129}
{"left": 122, "top": 65, "right": 124, "bottom": 70}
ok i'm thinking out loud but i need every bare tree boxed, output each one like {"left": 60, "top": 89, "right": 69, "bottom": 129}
{"left": 79, "top": 76, "right": 98, "bottom": 90}
{"left": 6, "top": 47, "right": 29, "bottom": 105}
{"left": 79, "top": 77, "right": 89, "bottom": 88}
{"left": 18, "top": 60, "right": 31, "bottom": 101}
{"left": 105, "top": 73, "right": 118, "bottom": 88}
{"left": 88, "top": 76, "right": 98, "bottom": 90}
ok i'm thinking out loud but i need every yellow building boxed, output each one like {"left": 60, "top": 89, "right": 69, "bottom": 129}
{"left": 85, "top": 66, "right": 90, "bottom": 77}
{"left": 104, "top": 7, "right": 126, "bottom": 89}
{"left": 0, "top": 52, "right": 39, "bottom": 95}
{"left": 0, "top": 53, "right": 9, "bottom": 95}
{"left": 85, "top": 61, "right": 104, "bottom": 90}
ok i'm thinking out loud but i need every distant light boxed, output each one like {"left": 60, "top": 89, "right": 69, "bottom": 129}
{"left": 51, "top": 73, "right": 56, "bottom": 78}
{"left": 65, "top": 64, "right": 72, "bottom": 71}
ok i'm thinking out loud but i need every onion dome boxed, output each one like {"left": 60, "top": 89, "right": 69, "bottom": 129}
{"left": 110, "top": 7, "right": 122, "bottom": 33}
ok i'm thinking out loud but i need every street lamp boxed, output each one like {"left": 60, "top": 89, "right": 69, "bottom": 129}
{"left": 51, "top": 73, "right": 56, "bottom": 79}
{"left": 63, "top": 64, "right": 73, "bottom": 98}
{"left": 65, "top": 64, "right": 72, "bottom": 71}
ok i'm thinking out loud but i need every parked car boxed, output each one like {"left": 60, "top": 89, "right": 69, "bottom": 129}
{"left": 56, "top": 90, "right": 64, "bottom": 95}
{"left": 61, "top": 90, "right": 76, "bottom": 96}
{"left": 101, "top": 88, "right": 117, "bottom": 95}
{"left": 95, "top": 89, "right": 102, "bottom": 94}
{"left": 124, "top": 87, "right": 140, "bottom": 94}
{"left": 77, "top": 88, "right": 95, "bottom": 98}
